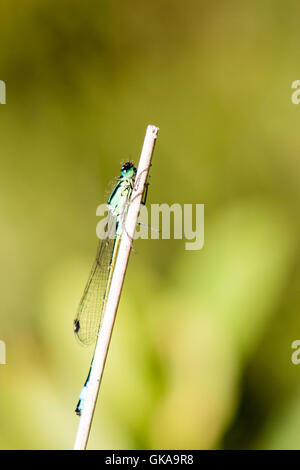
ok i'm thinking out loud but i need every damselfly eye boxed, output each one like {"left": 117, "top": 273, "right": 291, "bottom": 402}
{"left": 121, "top": 162, "right": 135, "bottom": 174}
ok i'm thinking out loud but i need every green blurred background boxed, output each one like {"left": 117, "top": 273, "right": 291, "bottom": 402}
{"left": 0, "top": 0, "right": 300, "bottom": 450}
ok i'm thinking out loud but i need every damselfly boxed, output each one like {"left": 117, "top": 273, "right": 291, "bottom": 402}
{"left": 74, "top": 161, "right": 138, "bottom": 416}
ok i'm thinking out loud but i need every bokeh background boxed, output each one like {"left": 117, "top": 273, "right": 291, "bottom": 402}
{"left": 0, "top": 0, "right": 300, "bottom": 450}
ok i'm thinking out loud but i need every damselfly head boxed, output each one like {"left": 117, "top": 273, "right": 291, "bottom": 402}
{"left": 121, "top": 161, "right": 137, "bottom": 178}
